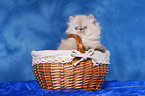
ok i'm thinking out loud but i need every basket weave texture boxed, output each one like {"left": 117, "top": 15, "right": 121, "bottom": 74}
{"left": 32, "top": 34, "right": 109, "bottom": 91}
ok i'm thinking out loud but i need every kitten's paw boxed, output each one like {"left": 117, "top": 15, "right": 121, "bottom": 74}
{"left": 95, "top": 46, "right": 106, "bottom": 53}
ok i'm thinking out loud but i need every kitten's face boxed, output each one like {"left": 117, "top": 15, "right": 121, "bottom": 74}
{"left": 66, "top": 14, "right": 101, "bottom": 36}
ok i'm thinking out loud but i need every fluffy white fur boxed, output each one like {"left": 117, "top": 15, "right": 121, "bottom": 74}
{"left": 58, "top": 14, "right": 105, "bottom": 52}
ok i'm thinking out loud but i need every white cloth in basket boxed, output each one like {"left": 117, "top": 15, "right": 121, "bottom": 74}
{"left": 31, "top": 49, "right": 110, "bottom": 66}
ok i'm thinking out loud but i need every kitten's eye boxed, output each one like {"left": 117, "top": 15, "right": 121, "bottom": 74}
{"left": 84, "top": 26, "right": 87, "bottom": 29}
{"left": 75, "top": 27, "right": 78, "bottom": 30}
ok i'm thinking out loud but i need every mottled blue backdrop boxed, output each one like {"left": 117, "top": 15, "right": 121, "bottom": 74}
{"left": 0, "top": 0, "right": 145, "bottom": 82}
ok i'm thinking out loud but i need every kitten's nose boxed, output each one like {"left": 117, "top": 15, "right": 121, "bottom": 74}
{"left": 79, "top": 28, "right": 84, "bottom": 33}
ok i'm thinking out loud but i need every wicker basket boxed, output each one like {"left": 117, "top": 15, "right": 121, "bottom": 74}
{"left": 32, "top": 34, "right": 110, "bottom": 91}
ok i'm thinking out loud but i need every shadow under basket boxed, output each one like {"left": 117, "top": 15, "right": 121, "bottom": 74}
{"left": 32, "top": 34, "right": 110, "bottom": 91}
{"left": 33, "top": 59, "right": 109, "bottom": 91}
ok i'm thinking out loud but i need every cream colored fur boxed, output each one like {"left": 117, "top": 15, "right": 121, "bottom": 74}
{"left": 58, "top": 14, "right": 105, "bottom": 51}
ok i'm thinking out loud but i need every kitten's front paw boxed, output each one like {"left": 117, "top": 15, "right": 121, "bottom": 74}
{"left": 95, "top": 46, "right": 106, "bottom": 53}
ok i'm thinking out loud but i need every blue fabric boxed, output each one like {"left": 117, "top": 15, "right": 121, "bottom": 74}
{"left": 0, "top": 80, "right": 145, "bottom": 96}
{"left": 0, "top": 0, "right": 145, "bottom": 82}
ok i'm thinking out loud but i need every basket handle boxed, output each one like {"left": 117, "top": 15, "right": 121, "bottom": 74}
{"left": 66, "top": 34, "right": 84, "bottom": 53}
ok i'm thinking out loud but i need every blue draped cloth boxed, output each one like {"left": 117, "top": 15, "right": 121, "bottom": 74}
{"left": 0, "top": 80, "right": 145, "bottom": 96}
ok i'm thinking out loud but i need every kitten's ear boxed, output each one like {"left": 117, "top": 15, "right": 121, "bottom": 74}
{"left": 88, "top": 14, "right": 95, "bottom": 20}
{"left": 70, "top": 15, "right": 75, "bottom": 20}
{"left": 88, "top": 14, "right": 101, "bottom": 29}
{"left": 88, "top": 14, "right": 96, "bottom": 23}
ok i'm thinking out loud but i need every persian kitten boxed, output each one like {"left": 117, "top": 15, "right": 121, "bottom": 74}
{"left": 58, "top": 14, "right": 106, "bottom": 52}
